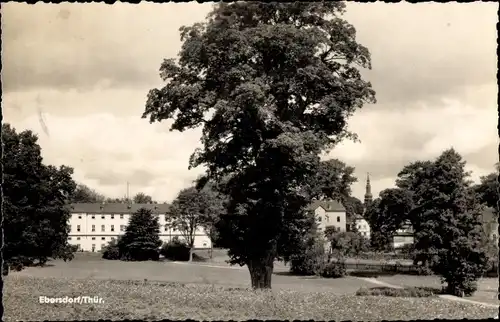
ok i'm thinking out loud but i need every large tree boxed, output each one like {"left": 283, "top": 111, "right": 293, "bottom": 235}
{"left": 401, "top": 149, "right": 487, "bottom": 296}
{"left": 3, "top": 124, "right": 77, "bottom": 271}
{"left": 143, "top": 2, "right": 375, "bottom": 288}
{"left": 70, "top": 184, "right": 106, "bottom": 203}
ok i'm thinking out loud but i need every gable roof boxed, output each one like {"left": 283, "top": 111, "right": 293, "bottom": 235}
{"left": 70, "top": 203, "right": 170, "bottom": 214}
{"left": 308, "top": 200, "right": 345, "bottom": 212}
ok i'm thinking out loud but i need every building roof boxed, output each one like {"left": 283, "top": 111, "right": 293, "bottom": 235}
{"left": 308, "top": 200, "right": 345, "bottom": 212}
{"left": 70, "top": 203, "right": 170, "bottom": 214}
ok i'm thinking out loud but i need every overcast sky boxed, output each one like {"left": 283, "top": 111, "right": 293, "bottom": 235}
{"left": 2, "top": 2, "right": 498, "bottom": 202}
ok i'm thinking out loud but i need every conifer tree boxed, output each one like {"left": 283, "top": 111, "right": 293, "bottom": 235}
{"left": 119, "top": 208, "right": 162, "bottom": 261}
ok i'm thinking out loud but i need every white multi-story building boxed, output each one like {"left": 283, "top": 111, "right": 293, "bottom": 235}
{"left": 68, "top": 203, "right": 212, "bottom": 252}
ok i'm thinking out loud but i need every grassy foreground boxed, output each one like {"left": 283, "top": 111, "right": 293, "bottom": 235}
{"left": 4, "top": 276, "right": 497, "bottom": 321}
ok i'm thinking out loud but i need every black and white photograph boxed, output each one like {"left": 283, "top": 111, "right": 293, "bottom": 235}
{"left": 2, "top": 1, "right": 498, "bottom": 320}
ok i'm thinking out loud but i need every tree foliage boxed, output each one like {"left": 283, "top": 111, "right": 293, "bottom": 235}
{"left": 326, "top": 231, "right": 369, "bottom": 261}
{"left": 3, "top": 123, "right": 77, "bottom": 270}
{"left": 406, "top": 149, "right": 488, "bottom": 296}
{"left": 312, "top": 159, "right": 358, "bottom": 201}
{"left": 169, "top": 187, "right": 215, "bottom": 261}
{"left": 119, "top": 208, "right": 162, "bottom": 261}
{"left": 473, "top": 170, "right": 499, "bottom": 213}
{"left": 105, "top": 197, "right": 132, "bottom": 204}
{"left": 133, "top": 192, "right": 156, "bottom": 204}
{"left": 142, "top": 2, "right": 375, "bottom": 289}
{"left": 70, "top": 184, "right": 106, "bottom": 203}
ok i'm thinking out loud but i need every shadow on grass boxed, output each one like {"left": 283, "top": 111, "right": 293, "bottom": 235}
{"left": 349, "top": 270, "right": 398, "bottom": 278}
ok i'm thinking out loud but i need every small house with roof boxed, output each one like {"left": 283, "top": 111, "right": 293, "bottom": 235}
{"left": 308, "top": 199, "right": 347, "bottom": 234}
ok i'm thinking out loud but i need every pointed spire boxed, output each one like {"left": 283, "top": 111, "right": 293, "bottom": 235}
{"left": 364, "top": 172, "right": 373, "bottom": 206}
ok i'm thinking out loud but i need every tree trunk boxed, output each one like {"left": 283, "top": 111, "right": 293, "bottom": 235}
{"left": 189, "top": 246, "right": 193, "bottom": 262}
{"left": 2, "top": 262, "right": 9, "bottom": 276}
{"left": 247, "top": 256, "right": 274, "bottom": 289}
{"left": 210, "top": 243, "right": 213, "bottom": 260}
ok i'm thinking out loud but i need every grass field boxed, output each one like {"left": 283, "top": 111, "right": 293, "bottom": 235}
{"left": 3, "top": 252, "right": 498, "bottom": 320}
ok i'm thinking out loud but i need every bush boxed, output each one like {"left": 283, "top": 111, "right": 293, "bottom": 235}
{"left": 356, "top": 286, "right": 439, "bottom": 297}
{"left": 160, "top": 238, "right": 190, "bottom": 261}
{"left": 320, "top": 261, "right": 346, "bottom": 278}
{"left": 102, "top": 240, "right": 121, "bottom": 260}
{"left": 289, "top": 239, "right": 326, "bottom": 276}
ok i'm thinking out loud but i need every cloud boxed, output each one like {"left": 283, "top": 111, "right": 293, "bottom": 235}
{"left": 345, "top": 2, "right": 497, "bottom": 107}
{"left": 329, "top": 98, "right": 497, "bottom": 199}
{"left": 2, "top": 2, "right": 497, "bottom": 202}
{"left": 10, "top": 111, "right": 204, "bottom": 202}
{"left": 1, "top": 2, "right": 213, "bottom": 92}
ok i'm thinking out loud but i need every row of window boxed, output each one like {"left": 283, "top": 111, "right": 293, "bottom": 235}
{"left": 73, "top": 224, "right": 124, "bottom": 232}
{"left": 69, "top": 236, "right": 116, "bottom": 241}
{"left": 76, "top": 214, "right": 126, "bottom": 219}
{"left": 74, "top": 214, "right": 165, "bottom": 220}
{"left": 317, "top": 216, "right": 342, "bottom": 222}
{"left": 72, "top": 225, "right": 182, "bottom": 233}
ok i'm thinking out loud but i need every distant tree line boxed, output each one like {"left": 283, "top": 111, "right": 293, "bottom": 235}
{"left": 70, "top": 184, "right": 158, "bottom": 204}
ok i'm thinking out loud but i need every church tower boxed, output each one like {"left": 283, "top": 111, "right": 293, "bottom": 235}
{"left": 364, "top": 173, "right": 373, "bottom": 207}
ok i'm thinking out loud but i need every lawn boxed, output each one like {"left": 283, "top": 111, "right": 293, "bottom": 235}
{"left": 4, "top": 276, "right": 497, "bottom": 321}
{"left": 3, "top": 252, "right": 498, "bottom": 320}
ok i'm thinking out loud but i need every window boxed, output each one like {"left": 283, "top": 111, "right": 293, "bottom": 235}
{"left": 92, "top": 237, "right": 96, "bottom": 240}
{"left": 77, "top": 237, "right": 81, "bottom": 240}
{"left": 363, "top": 232, "right": 367, "bottom": 236}
{"left": 78, "top": 215, "right": 82, "bottom": 219}
{"left": 120, "top": 214, "right": 124, "bottom": 219}
{"left": 101, "top": 244, "right": 105, "bottom": 249}
{"left": 101, "top": 215, "right": 105, "bottom": 219}
{"left": 111, "top": 214, "right": 114, "bottom": 219}
{"left": 76, "top": 244, "right": 80, "bottom": 250}
{"left": 91, "top": 244, "right": 96, "bottom": 251}
{"left": 165, "top": 225, "right": 169, "bottom": 231}
{"left": 336, "top": 227, "right": 341, "bottom": 232}
{"left": 111, "top": 237, "right": 115, "bottom": 241}
{"left": 337, "top": 216, "right": 340, "bottom": 222}
{"left": 111, "top": 225, "right": 115, "bottom": 232}
{"left": 101, "top": 237, "right": 105, "bottom": 241}
{"left": 101, "top": 225, "right": 105, "bottom": 232}
{"left": 203, "top": 242, "right": 207, "bottom": 247}
{"left": 91, "top": 225, "right": 95, "bottom": 232}
{"left": 91, "top": 215, "right": 95, "bottom": 219}
{"left": 77, "top": 225, "right": 81, "bottom": 232}
{"left": 120, "top": 225, "right": 125, "bottom": 232}
{"left": 317, "top": 216, "right": 322, "bottom": 222}
{"left": 493, "top": 234, "right": 497, "bottom": 240}
{"left": 68, "top": 237, "right": 72, "bottom": 240}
